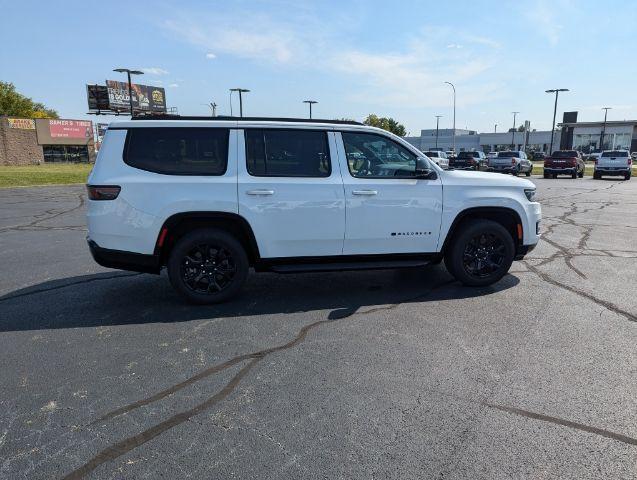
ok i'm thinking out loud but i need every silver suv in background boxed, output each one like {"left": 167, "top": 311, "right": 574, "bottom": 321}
{"left": 594, "top": 150, "right": 632, "bottom": 180}
{"left": 487, "top": 151, "right": 533, "bottom": 176}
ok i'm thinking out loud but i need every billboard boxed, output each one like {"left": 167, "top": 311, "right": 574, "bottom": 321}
{"left": 87, "top": 84, "right": 110, "bottom": 110}
{"left": 48, "top": 120, "right": 93, "bottom": 139}
{"left": 96, "top": 123, "right": 109, "bottom": 137}
{"left": 106, "top": 80, "right": 166, "bottom": 113}
{"left": 8, "top": 118, "right": 36, "bottom": 129}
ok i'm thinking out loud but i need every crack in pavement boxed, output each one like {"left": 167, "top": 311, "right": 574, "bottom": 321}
{"left": 63, "top": 280, "right": 455, "bottom": 479}
{"left": 0, "top": 193, "right": 85, "bottom": 233}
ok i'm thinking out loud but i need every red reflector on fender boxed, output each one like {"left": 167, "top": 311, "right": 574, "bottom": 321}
{"left": 157, "top": 228, "right": 168, "bottom": 247}
{"left": 516, "top": 224, "right": 523, "bottom": 240}
{"left": 87, "top": 185, "right": 121, "bottom": 200}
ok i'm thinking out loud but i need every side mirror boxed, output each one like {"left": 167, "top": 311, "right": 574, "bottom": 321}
{"left": 415, "top": 157, "right": 437, "bottom": 179}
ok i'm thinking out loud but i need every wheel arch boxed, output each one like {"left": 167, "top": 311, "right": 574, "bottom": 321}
{"left": 440, "top": 207, "right": 523, "bottom": 254}
{"left": 155, "top": 212, "right": 260, "bottom": 265}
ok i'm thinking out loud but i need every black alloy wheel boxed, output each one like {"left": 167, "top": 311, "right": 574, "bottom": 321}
{"left": 168, "top": 228, "right": 249, "bottom": 304}
{"left": 444, "top": 219, "right": 515, "bottom": 286}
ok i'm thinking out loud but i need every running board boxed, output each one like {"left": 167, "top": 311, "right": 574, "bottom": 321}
{"left": 268, "top": 259, "right": 431, "bottom": 274}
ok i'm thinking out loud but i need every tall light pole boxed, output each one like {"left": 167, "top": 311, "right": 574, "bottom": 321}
{"left": 435, "top": 115, "right": 442, "bottom": 148}
{"left": 494, "top": 124, "right": 497, "bottom": 133}
{"left": 113, "top": 68, "right": 144, "bottom": 117}
{"left": 202, "top": 102, "right": 217, "bottom": 117}
{"left": 600, "top": 107, "right": 611, "bottom": 150}
{"left": 510, "top": 111, "right": 519, "bottom": 149}
{"left": 230, "top": 88, "right": 250, "bottom": 117}
{"left": 545, "top": 88, "right": 569, "bottom": 154}
{"left": 303, "top": 100, "right": 318, "bottom": 119}
{"left": 444, "top": 82, "right": 456, "bottom": 153}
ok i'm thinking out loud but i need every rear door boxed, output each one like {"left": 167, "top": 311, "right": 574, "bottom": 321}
{"left": 237, "top": 128, "right": 345, "bottom": 258}
{"left": 335, "top": 131, "right": 443, "bottom": 255}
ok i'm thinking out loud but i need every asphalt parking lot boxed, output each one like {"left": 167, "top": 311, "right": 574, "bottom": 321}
{"left": 1, "top": 177, "right": 636, "bottom": 479}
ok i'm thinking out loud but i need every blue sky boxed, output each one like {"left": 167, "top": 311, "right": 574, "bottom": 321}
{"left": 2, "top": 0, "right": 636, "bottom": 134}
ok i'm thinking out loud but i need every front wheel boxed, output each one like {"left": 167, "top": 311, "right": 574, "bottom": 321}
{"left": 167, "top": 228, "right": 249, "bottom": 304}
{"left": 444, "top": 219, "right": 515, "bottom": 287}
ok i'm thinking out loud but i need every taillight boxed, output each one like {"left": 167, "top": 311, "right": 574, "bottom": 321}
{"left": 87, "top": 185, "right": 121, "bottom": 200}
{"left": 628, "top": 158, "right": 632, "bottom": 165}
{"left": 511, "top": 158, "right": 516, "bottom": 165}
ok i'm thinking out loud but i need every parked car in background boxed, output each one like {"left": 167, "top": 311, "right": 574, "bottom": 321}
{"left": 594, "top": 150, "right": 632, "bottom": 180}
{"left": 487, "top": 152, "right": 498, "bottom": 162}
{"left": 86, "top": 117, "right": 541, "bottom": 303}
{"left": 487, "top": 151, "right": 533, "bottom": 176}
{"left": 587, "top": 149, "right": 603, "bottom": 162}
{"left": 543, "top": 150, "right": 585, "bottom": 179}
{"left": 631, "top": 152, "right": 637, "bottom": 162}
{"left": 532, "top": 151, "right": 546, "bottom": 161}
{"left": 450, "top": 151, "right": 484, "bottom": 170}
{"left": 424, "top": 150, "right": 450, "bottom": 169}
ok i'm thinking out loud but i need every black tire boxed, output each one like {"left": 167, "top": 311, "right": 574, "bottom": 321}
{"left": 444, "top": 219, "right": 515, "bottom": 287}
{"left": 552, "top": 173, "right": 558, "bottom": 179}
{"left": 511, "top": 167, "right": 519, "bottom": 177}
{"left": 578, "top": 168, "right": 584, "bottom": 178}
{"left": 525, "top": 168, "right": 531, "bottom": 177}
{"left": 593, "top": 171, "right": 601, "bottom": 180}
{"left": 571, "top": 170, "right": 577, "bottom": 179}
{"left": 543, "top": 172, "right": 550, "bottom": 179}
{"left": 167, "top": 228, "right": 249, "bottom": 304}
{"left": 625, "top": 172, "right": 631, "bottom": 180}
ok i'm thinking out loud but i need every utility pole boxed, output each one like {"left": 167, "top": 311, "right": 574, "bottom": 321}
{"left": 230, "top": 88, "right": 250, "bottom": 117}
{"left": 444, "top": 82, "right": 456, "bottom": 153}
{"left": 511, "top": 111, "right": 519, "bottom": 149}
{"left": 545, "top": 88, "right": 569, "bottom": 154}
{"left": 202, "top": 102, "right": 217, "bottom": 117}
{"left": 113, "top": 68, "right": 144, "bottom": 117}
{"left": 303, "top": 100, "right": 318, "bottom": 119}
{"left": 435, "top": 115, "right": 442, "bottom": 148}
{"left": 600, "top": 107, "right": 611, "bottom": 150}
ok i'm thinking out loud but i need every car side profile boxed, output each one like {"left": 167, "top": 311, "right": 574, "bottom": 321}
{"left": 593, "top": 150, "right": 632, "bottom": 180}
{"left": 487, "top": 151, "right": 533, "bottom": 176}
{"left": 87, "top": 117, "right": 541, "bottom": 304}
{"left": 543, "top": 150, "right": 585, "bottom": 179}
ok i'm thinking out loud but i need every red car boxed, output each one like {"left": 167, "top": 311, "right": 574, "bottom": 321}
{"left": 543, "top": 150, "right": 585, "bottom": 179}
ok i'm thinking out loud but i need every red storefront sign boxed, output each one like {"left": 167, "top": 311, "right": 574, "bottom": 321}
{"left": 49, "top": 120, "right": 93, "bottom": 138}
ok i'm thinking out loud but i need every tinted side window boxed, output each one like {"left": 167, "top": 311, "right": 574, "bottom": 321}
{"left": 125, "top": 128, "right": 228, "bottom": 175}
{"left": 342, "top": 132, "right": 417, "bottom": 178}
{"left": 245, "top": 129, "right": 330, "bottom": 177}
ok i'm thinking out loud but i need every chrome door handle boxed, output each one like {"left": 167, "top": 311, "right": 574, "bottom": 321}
{"left": 352, "top": 190, "right": 378, "bottom": 196}
{"left": 246, "top": 189, "right": 274, "bottom": 196}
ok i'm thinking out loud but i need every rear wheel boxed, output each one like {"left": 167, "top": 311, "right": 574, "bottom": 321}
{"left": 167, "top": 228, "right": 249, "bottom": 304}
{"left": 511, "top": 167, "right": 519, "bottom": 177}
{"left": 552, "top": 173, "right": 558, "bottom": 179}
{"left": 625, "top": 172, "right": 631, "bottom": 180}
{"left": 593, "top": 171, "right": 601, "bottom": 180}
{"left": 578, "top": 167, "right": 584, "bottom": 178}
{"left": 543, "top": 172, "right": 550, "bottom": 179}
{"left": 525, "top": 167, "right": 531, "bottom": 177}
{"left": 571, "top": 170, "right": 577, "bottom": 179}
{"left": 444, "top": 219, "right": 515, "bottom": 287}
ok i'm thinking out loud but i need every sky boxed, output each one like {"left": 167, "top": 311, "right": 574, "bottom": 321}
{"left": 1, "top": 0, "right": 636, "bottom": 135}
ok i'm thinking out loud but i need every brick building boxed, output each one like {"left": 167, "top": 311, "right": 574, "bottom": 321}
{"left": 0, "top": 116, "right": 96, "bottom": 165}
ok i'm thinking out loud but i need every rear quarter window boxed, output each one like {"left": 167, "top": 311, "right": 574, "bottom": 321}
{"left": 124, "top": 128, "right": 229, "bottom": 175}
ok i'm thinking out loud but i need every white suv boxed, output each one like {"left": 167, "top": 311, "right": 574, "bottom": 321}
{"left": 87, "top": 117, "right": 541, "bottom": 303}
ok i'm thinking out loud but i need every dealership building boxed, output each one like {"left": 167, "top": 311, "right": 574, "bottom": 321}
{"left": 0, "top": 116, "right": 96, "bottom": 165}
{"left": 405, "top": 117, "right": 637, "bottom": 154}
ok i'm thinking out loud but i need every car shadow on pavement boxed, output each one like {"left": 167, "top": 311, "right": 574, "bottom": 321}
{"left": 0, "top": 266, "right": 520, "bottom": 332}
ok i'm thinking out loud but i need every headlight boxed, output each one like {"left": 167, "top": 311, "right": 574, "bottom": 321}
{"left": 524, "top": 188, "right": 536, "bottom": 202}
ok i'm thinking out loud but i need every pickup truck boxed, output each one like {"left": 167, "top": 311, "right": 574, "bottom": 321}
{"left": 543, "top": 150, "right": 585, "bottom": 179}
{"left": 487, "top": 151, "right": 533, "bottom": 176}
{"left": 594, "top": 150, "right": 632, "bottom": 180}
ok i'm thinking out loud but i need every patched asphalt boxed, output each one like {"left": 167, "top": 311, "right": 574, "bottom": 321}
{"left": 0, "top": 177, "right": 636, "bottom": 479}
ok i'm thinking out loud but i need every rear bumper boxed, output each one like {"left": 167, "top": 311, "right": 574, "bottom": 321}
{"left": 544, "top": 167, "right": 576, "bottom": 174}
{"left": 88, "top": 238, "right": 161, "bottom": 274}
{"left": 487, "top": 166, "right": 516, "bottom": 173}
{"left": 595, "top": 168, "right": 630, "bottom": 176}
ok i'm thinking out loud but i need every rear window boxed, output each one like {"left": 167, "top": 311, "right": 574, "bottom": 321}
{"left": 551, "top": 151, "right": 578, "bottom": 158}
{"left": 245, "top": 129, "right": 330, "bottom": 177}
{"left": 497, "top": 151, "right": 516, "bottom": 157}
{"left": 457, "top": 152, "right": 477, "bottom": 159}
{"left": 601, "top": 151, "right": 628, "bottom": 157}
{"left": 424, "top": 151, "right": 440, "bottom": 157}
{"left": 124, "top": 128, "right": 228, "bottom": 175}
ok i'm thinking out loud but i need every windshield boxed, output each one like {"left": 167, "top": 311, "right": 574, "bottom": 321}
{"left": 551, "top": 151, "right": 578, "bottom": 158}
{"left": 601, "top": 151, "right": 628, "bottom": 157}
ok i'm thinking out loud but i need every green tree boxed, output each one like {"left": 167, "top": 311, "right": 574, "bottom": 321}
{"left": 0, "top": 82, "right": 58, "bottom": 118}
{"left": 363, "top": 114, "right": 407, "bottom": 136}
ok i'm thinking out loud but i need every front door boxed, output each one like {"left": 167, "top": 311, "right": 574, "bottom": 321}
{"left": 237, "top": 128, "right": 345, "bottom": 258}
{"left": 335, "top": 131, "right": 443, "bottom": 255}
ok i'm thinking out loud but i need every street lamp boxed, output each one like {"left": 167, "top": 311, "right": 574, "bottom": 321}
{"left": 229, "top": 88, "right": 250, "bottom": 117}
{"left": 435, "top": 115, "right": 442, "bottom": 148}
{"left": 113, "top": 68, "right": 144, "bottom": 116}
{"left": 303, "top": 100, "right": 318, "bottom": 119}
{"left": 201, "top": 102, "right": 217, "bottom": 117}
{"left": 510, "top": 111, "right": 519, "bottom": 149}
{"left": 444, "top": 82, "right": 456, "bottom": 153}
{"left": 600, "top": 107, "right": 612, "bottom": 150}
{"left": 545, "top": 88, "right": 569, "bottom": 154}
{"left": 494, "top": 124, "right": 497, "bottom": 133}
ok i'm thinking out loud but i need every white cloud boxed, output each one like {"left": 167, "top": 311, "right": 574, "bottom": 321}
{"left": 142, "top": 67, "right": 169, "bottom": 75}
{"left": 446, "top": 43, "right": 463, "bottom": 49}
{"left": 525, "top": 0, "right": 564, "bottom": 45}
{"left": 205, "top": 52, "right": 216, "bottom": 59}
{"left": 168, "top": 83, "right": 179, "bottom": 88}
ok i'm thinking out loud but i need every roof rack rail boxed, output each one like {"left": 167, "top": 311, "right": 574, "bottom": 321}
{"left": 131, "top": 114, "right": 363, "bottom": 125}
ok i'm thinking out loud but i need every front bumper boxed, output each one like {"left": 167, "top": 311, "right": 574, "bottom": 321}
{"left": 88, "top": 238, "right": 161, "bottom": 274}
{"left": 514, "top": 242, "right": 536, "bottom": 260}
